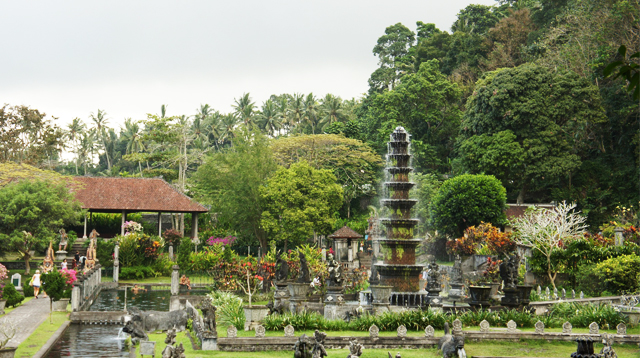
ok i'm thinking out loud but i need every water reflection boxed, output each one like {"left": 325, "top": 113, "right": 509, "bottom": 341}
{"left": 89, "top": 288, "right": 207, "bottom": 311}
{"left": 44, "top": 324, "right": 129, "bottom": 358}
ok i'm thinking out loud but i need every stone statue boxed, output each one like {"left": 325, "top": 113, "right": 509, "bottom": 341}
{"left": 172, "top": 343, "right": 186, "bottom": 358}
{"left": 42, "top": 241, "right": 55, "bottom": 273}
{"left": 123, "top": 318, "right": 149, "bottom": 344}
{"left": 58, "top": 229, "right": 68, "bottom": 251}
{"left": 369, "top": 255, "right": 380, "bottom": 285}
{"left": 89, "top": 229, "right": 100, "bottom": 247}
{"left": 438, "top": 322, "right": 466, "bottom": 358}
{"left": 499, "top": 254, "right": 519, "bottom": 289}
{"left": 267, "top": 299, "right": 284, "bottom": 315}
{"left": 347, "top": 339, "right": 364, "bottom": 358}
{"left": 165, "top": 328, "right": 177, "bottom": 346}
{"left": 326, "top": 254, "right": 343, "bottom": 287}
{"left": 275, "top": 250, "right": 289, "bottom": 283}
{"left": 311, "top": 330, "right": 327, "bottom": 358}
{"left": 451, "top": 254, "right": 463, "bottom": 285}
{"left": 198, "top": 299, "right": 217, "bottom": 334}
{"left": 426, "top": 258, "right": 440, "bottom": 291}
{"left": 600, "top": 334, "right": 617, "bottom": 358}
{"left": 293, "top": 334, "right": 312, "bottom": 358}
{"left": 298, "top": 252, "right": 311, "bottom": 283}
{"left": 84, "top": 238, "right": 96, "bottom": 272}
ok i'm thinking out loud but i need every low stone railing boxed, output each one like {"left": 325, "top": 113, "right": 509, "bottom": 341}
{"left": 218, "top": 319, "right": 639, "bottom": 351}
{"left": 71, "top": 265, "right": 102, "bottom": 312}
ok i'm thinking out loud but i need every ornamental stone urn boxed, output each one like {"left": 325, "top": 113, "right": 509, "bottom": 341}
{"left": 468, "top": 285, "right": 491, "bottom": 309}
{"left": 52, "top": 298, "right": 70, "bottom": 312}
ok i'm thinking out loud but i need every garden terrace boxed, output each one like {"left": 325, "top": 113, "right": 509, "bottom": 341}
{"left": 71, "top": 176, "right": 208, "bottom": 238}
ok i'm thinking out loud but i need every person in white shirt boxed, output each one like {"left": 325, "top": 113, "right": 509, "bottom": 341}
{"left": 61, "top": 259, "right": 68, "bottom": 270}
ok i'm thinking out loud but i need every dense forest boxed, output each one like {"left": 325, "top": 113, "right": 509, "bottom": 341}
{"left": 1, "top": 0, "right": 638, "bottom": 248}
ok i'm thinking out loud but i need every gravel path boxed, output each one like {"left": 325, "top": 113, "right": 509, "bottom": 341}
{"left": 1, "top": 294, "right": 52, "bottom": 348}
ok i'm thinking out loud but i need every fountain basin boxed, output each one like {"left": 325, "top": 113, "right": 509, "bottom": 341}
{"left": 376, "top": 264, "right": 423, "bottom": 292}
{"left": 379, "top": 239, "right": 421, "bottom": 265}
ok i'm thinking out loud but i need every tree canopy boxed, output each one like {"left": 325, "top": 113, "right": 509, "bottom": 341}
{"left": 260, "top": 161, "right": 343, "bottom": 248}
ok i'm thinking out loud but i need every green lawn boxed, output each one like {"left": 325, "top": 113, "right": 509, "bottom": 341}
{"left": 133, "top": 331, "right": 640, "bottom": 358}
{"left": 14, "top": 311, "right": 69, "bottom": 358}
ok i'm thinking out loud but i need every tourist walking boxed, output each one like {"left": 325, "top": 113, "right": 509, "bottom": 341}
{"left": 73, "top": 251, "right": 80, "bottom": 269}
{"left": 61, "top": 259, "right": 68, "bottom": 270}
{"left": 31, "top": 270, "right": 42, "bottom": 298}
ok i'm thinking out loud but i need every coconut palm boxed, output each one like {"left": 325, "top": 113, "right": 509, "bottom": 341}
{"left": 89, "top": 109, "right": 113, "bottom": 172}
{"left": 121, "top": 118, "right": 145, "bottom": 174}
{"left": 218, "top": 113, "right": 240, "bottom": 146}
{"left": 257, "top": 99, "right": 283, "bottom": 137}
{"left": 66, "top": 118, "right": 86, "bottom": 174}
{"left": 319, "top": 94, "right": 346, "bottom": 131}
{"left": 286, "top": 93, "right": 305, "bottom": 132}
{"left": 303, "top": 93, "right": 320, "bottom": 134}
{"left": 232, "top": 93, "right": 256, "bottom": 127}
{"left": 77, "top": 131, "right": 94, "bottom": 175}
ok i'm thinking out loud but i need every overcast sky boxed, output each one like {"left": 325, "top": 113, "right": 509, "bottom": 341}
{"left": 1, "top": 0, "right": 495, "bottom": 129}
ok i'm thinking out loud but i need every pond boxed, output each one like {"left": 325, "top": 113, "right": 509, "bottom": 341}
{"left": 43, "top": 324, "right": 129, "bottom": 358}
{"left": 89, "top": 287, "right": 208, "bottom": 311}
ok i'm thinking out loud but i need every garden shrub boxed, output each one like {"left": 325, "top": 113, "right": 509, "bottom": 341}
{"left": 117, "top": 232, "right": 163, "bottom": 267}
{"left": 120, "top": 266, "right": 157, "bottom": 280}
{"left": 209, "top": 291, "right": 245, "bottom": 330}
{"left": 575, "top": 264, "right": 605, "bottom": 297}
{"left": 549, "top": 302, "right": 627, "bottom": 329}
{"left": 151, "top": 254, "right": 174, "bottom": 276}
{"left": 3, "top": 282, "right": 24, "bottom": 307}
{"left": 595, "top": 254, "right": 640, "bottom": 294}
{"left": 22, "top": 278, "right": 34, "bottom": 297}
{"left": 162, "top": 229, "right": 183, "bottom": 249}
{"left": 96, "top": 238, "right": 116, "bottom": 267}
{"left": 177, "top": 236, "right": 195, "bottom": 270}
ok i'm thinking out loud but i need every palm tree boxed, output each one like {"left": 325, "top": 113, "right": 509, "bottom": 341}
{"left": 303, "top": 93, "right": 320, "bottom": 134}
{"left": 66, "top": 118, "right": 86, "bottom": 174}
{"left": 121, "top": 118, "right": 145, "bottom": 174}
{"left": 257, "top": 99, "right": 283, "bottom": 137}
{"left": 232, "top": 93, "right": 256, "bottom": 127}
{"left": 320, "top": 94, "right": 346, "bottom": 131}
{"left": 160, "top": 104, "right": 168, "bottom": 118}
{"left": 286, "top": 93, "right": 305, "bottom": 132}
{"left": 89, "top": 109, "right": 113, "bottom": 172}
{"left": 77, "top": 131, "right": 94, "bottom": 175}
{"left": 218, "top": 113, "right": 240, "bottom": 146}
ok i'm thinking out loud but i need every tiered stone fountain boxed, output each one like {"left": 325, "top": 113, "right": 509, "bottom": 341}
{"left": 375, "top": 127, "right": 424, "bottom": 294}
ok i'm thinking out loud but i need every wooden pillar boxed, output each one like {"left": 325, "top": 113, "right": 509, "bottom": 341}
{"left": 158, "top": 212, "right": 162, "bottom": 237}
{"left": 83, "top": 213, "right": 88, "bottom": 238}
{"left": 121, "top": 210, "right": 126, "bottom": 236}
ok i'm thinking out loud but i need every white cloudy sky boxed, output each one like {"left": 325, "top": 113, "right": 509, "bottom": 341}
{"left": 1, "top": 0, "right": 495, "bottom": 128}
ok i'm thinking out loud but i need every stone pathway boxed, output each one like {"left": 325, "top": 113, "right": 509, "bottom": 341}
{"left": 1, "top": 294, "right": 51, "bottom": 348}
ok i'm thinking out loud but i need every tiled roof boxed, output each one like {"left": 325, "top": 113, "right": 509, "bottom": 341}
{"left": 71, "top": 177, "right": 208, "bottom": 213}
{"left": 328, "top": 225, "right": 363, "bottom": 239}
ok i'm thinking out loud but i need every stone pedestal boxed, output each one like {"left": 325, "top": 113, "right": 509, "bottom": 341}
{"left": 501, "top": 287, "right": 520, "bottom": 308}
{"left": 468, "top": 286, "right": 491, "bottom": 310}
{"left": 517, "top": 285, "right": 533, "bottom": 306}
{"left": 447, "top": 283, "right": 464, "bottom": 303}
{"left": 201, "top": 333, "right": 218, "bottom": 350}
{"left": 274, "top": 283, "right": 290, "bottom": 312}
{"left": 370, "top": 285, "right": 393, "bottom": 304}
{"left": 243, "top": 306, "right": 269, "bottom": 331}
{"left": 171, "top": 265, "right": 179, "bottom": 296}
{"left": 288, "top": 283, "right": 310, "bottom": 313}
{"left": 55, "top": 250, "right": 67, "bottom": 261}
{"left": 169, "top": 245, "right": 174, "bottom": 261}
{"left": 426, "top": 284, "right": 442, "bottom": 307}
{"left": 324, "top": 287, "right": 344, "bottom": 305}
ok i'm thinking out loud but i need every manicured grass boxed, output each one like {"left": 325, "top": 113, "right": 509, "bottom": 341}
{"left": 136, "top": 331, "right": 640, "bottom": 358}
{"left": 14, "top": 311, "right": 68, "bottom": 358}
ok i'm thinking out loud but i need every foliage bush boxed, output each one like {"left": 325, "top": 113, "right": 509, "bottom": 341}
{"left": 430, "top": 174, "right": 507, "bottom": 238}
{"left": 22, "top": 279, "right": 34, "bottom": 297}
{"left": 549, "top": 302, "right": 627, "bottom": 329}
{"left": 151, "top": 254, "right": 174, "bottom": 276}
{"left": 117, "top": 232, "right": 163, "bottom": 267}
{"left": 209, "top": 291, "right": 245, "bottom": 330}
{"left": 120, "top": 266, "right": 158, "bottom": 280}
{"left": 595, "top": 254, "right": 640, "bottom": 294}
{"left": 2, "top": 281, "right": 24, "bottom": 307}
{"left": 177, "top": 236, "right": 195, "bottom": 270}
{"left": 96, "top": 238, "right": 116, "bottom": 267}
{"left": 162, "top": 229, "right": 183, "bottom": 249}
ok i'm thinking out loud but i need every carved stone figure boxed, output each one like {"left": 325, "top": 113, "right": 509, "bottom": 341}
{"left": 84, "top": 238, "right": 96, "bottom": 272}
{"left": 438, "top": 322, "right": 466, "bottom": 358}
{"left": 89, "top": 229, "right": 100, "bottom": 247}
{"left": 198, "top": 300, "right": 217, "bottom": 334}
{"left": 123, "top": 318, "right": 149, "bottom": 344}
{"left": 275, "top": 251, "right": 289, "bottom": 283}
{"left": 42, "top": 241, "right": 55, "bottom": 273}
{"left": 311, "top": 330, "right": 328, "bottom": 358}
{"left": 172, "top": 343, "right": 186, "bottom": 358}
{"left": 347, "top": 339, "right": 364, "bottom": 358}
{"left": 326, "top": 254, "right": 343, "bottom": 287}
{"left": 600, "top": 334, "right": 617, "bottom": 358}
{"left": 267, "top": 299, "right": 284, "bottom": 315}
{"left": 499, "top": 254, "right": 519, "bottom": 289}
{"left": 128, "top": 307, "right": 188, "bottom": 332}
{"left": 58, "top": 229, "right": 68, "bottom": 251}
{"left": 165, "top": 328, "right": 177, "bottom": 345}
{"left": 450, "top": 255, "right": 463, "bottom": 285}
{"left": 426, "top": 258, "right": 440, "bottom": 292}
{"left": 298, "top": 252, "right": 311, "bottom": 283}
{"left": 293, "top": 334, "right": 312, "bottom": 358}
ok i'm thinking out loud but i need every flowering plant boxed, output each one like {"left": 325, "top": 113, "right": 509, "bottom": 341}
{"left": 122, "top": 221, "right": 143, "bottom": 235}
{"left": 60, "top": 269, "right": 78, "bottom": 286}
{"left": 206, "top": 236, "right": 237, "bottom": 246}
{"left": 236, "top": 263, "right": 264, "bottom": 307}
{"left": 482, "top": 257, "right": 502, "bottom": 282}
{"left": 0, "top": 264, "right": 8, "bottom": 299}
{"left": 162, "top": 229, "right": 183, "bottom": 247}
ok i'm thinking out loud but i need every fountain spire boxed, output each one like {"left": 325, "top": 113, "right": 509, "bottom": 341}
{"left": 375, "top": 127, "right": 423, "bottom": 292}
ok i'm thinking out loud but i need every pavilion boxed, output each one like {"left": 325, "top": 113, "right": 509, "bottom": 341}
{"left": 71, "top": 177, "right": 208, "bottom": 240}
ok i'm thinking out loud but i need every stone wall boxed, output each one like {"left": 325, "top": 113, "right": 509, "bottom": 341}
{"left": 71, "top": 265, "right": 103, "bottom": 312}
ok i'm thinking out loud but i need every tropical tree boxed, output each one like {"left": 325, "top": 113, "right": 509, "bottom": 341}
{"left": 511, "top": 201, "right": 587, "bottom": 290}
{"left": 66, "top": 118, "right": 86, "bottom": 174}
{"left": 233, "top": 93, "right": 256, "bottom": 127}
{"left": 369, "top": 23, "right": 416, "bottom": 91}
{"left": 257, "top": 99, "right": 283, "bottom": 137}
{"left": 286, "top": 93, "right": 305, "bottom": 131}
{"left": 302, "top": 93, "right": 320, "bottom": 134}
{"left": 89, "top": 109, "right": 113, "bottom": 172}
{"left": 192, "top": 128, "right": 276, "bottom": 252}
{"left": 319, "top": 94, "right": 346, "bottom": 131}
{"left": 120, "top": 118, "right": 145, "bottom": 174}
{"left": 260, "top": 161, "right": 343, "bottom": 248}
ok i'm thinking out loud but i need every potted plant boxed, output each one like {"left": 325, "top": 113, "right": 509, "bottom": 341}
{"left": 238, "top": 263, "right": 268, "bottom": 331}
{"left": 482, "top": 257, "right": 502, "bottom": 296}
{"left": 466, "top": 272, "right": 491, "bottom": 309}
{"left": 0, "top": 318, "right": 17, "bottom": 358}
{"left": 41, "top": 269, "right": 72, "bottom": 321}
